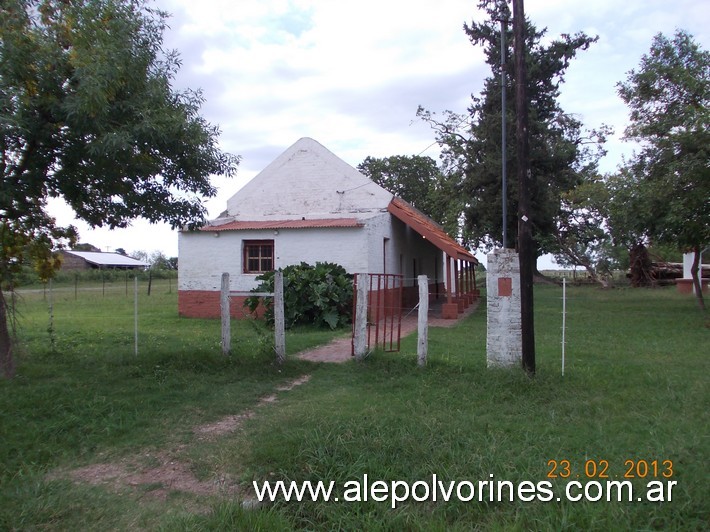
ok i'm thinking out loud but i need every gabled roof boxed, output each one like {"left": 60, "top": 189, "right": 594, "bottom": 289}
{"left": 387, "top": 197, "right": 477, "bottom": 263}
{"left": 205, "top": 218, "right": 364, "bottom": 232}
{"left": 224, "top": 137, "right": 393, "bottom": 221}
{"left": 63, "top": 251, "right": 149, "bottom": 268}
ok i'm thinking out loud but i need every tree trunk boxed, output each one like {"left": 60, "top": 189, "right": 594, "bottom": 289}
{"left": 690, "top": 247, "right": 705, "bottom": 312}
{"left": 629, "top": 243, "right": 654, "bottom": 287}
{"left": 0, "top": 289, "right": 16, "bottom": 379}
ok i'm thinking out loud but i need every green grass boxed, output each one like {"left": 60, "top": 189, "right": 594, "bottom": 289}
{"left": 1, "top": 282, "right": 707, "bottom": 530}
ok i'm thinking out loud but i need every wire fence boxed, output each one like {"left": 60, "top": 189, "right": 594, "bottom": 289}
{"left": 10, "top": 270, "right": 698, "bottom": 370}
{"left": 15, "top": 273, "right": 177, "bottom": 301}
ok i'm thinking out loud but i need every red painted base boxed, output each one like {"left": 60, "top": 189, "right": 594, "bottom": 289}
{"left": 441, "top": 302, "right": 459, "bottom": 319}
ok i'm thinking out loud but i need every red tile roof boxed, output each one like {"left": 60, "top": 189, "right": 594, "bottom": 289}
{"left": 203, "top": 218, "right": 364, "bottom": 231}
{"left": 387, "top": 197, "right": 477, "bottom": 263}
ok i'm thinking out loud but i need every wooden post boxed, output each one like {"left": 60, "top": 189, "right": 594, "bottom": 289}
{"left": 353, "top": 273, "right": 369, "bottom": 360}
{"left": 513, "top": 0, "right": 536, "bottom": 374}
{"left": 220, "top": 273, "right": 231, "bottom": 356}
{"left": 274, "top": 271, "right": 286, "bottom": 364}
{"left": 417, "top": 275, "right": 428, "bottom": 367}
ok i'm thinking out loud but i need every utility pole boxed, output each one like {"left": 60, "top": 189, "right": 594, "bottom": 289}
{"left": 501, "top": 17, "right": 508, "bottom": 249}
{"left": 512, "top": 0, "right": 535, "bottom": 374}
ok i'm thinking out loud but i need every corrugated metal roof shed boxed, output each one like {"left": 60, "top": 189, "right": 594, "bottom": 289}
{"left": 64, "top": 251, "right": 149, "bottom": 268}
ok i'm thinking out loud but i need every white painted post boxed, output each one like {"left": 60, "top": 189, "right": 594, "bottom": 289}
{"left": 274, "top": 271, "right": 286, "bottom": 364}
{"left": 48, "top": 278, "right": 54, "bottom": 328}
{"left": 220, "top": 273, "right": 231, "bottom": 356}
{"left": 353, "top": 273, "right": 369, "bottom": 360}
{"left": 134, "top": 276, "right": 138, "bottom": 356}
{"left": 561, "top": 277, "right": 566, "bottom": 376}
{"left": 48, "top": 278, "right": 55, "bottom": 349}
{"left": 417, "top": 275, "right": 429, "bottom": 367}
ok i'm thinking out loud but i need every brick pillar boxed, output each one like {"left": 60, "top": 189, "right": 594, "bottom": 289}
{"left": 486, "top": 249, "right": 522, "bottom": 368}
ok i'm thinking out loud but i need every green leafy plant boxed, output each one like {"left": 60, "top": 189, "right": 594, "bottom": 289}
{"left": 244, "top": 262, "right": 353, "bottom": 329}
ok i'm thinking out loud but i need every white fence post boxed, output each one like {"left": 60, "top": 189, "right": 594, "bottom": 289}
{"left": 561, "top": 277, "right": 566, "bottom": 376}
{"left": 417, "top": 275, "right": 429, "bottom": 367}
{"left": 274, "top": 271, "right": 286, "bottom": 364}
{"left": 354, "top": 273, "right": 369, "bottom": 360}
{"left": 221, "top": 272, "right": 231, "bottom": 356}
{"left": 134, "top": 276, "right": 138, "bottom": 356}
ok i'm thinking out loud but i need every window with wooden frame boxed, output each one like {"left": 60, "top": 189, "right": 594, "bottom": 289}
{"left": 243, "top": 240, "right": 274, "bottom": 273}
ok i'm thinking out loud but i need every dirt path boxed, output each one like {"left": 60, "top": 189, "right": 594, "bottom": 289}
{"left": 50, "top": 302, "right": 480, "bottom": 506}
{"left": 297, "top": 300, "right": 480, "bottom": 363}
{"left": 51, "top": 374, "right": 313, "bottom": 504}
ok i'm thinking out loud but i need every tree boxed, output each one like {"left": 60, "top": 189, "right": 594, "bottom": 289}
{"left": 0, "top": 0, "right": 239, "bottom": 377}
{"left": 552, "top": 177, "right": 616, "bottom": 286}
{"left": 148, "top": 250, "right": 173, "bottom": 271}
{"left": 418, "top": 0, "right": 607, "bottom": 263}
{"left": 617, "top": 30, "right": 709, "bottom": 309}
{"left": 357, "top": 155, "right": 461, "bottom": 238}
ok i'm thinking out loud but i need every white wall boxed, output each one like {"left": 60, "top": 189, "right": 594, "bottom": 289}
{"left": 180, "top": 212, "right": 446, "bottom": 293}
{"left": 179, "top": 225, "right": 371, "bottom": 292}
{"left": 387, "top": 217, "right": 445, "bottom": 287}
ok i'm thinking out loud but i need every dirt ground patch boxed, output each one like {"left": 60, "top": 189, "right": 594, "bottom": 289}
{"left": 67, "top": 450, "right": 236, "bottom": 502}
{"left": 54, "top": 374, "right": 312, "bottom": 502}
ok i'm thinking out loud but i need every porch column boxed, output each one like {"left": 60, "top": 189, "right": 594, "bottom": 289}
{"left": 442, "top": 254, "right": 458, "bottom": 319}
{"left": 446, "top": 255, "right": 452, "bottom": 304}
{"left": 454, "top": 259, "right": 461, "bottom": 299}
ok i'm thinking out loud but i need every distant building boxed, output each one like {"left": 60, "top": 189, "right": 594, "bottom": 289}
{"left": 59, "top": 250, "right": 148, "bottom": 270}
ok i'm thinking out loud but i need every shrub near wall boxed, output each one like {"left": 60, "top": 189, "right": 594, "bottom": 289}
{"left": 245, "top": 262, "right": 353, "bottom": 329}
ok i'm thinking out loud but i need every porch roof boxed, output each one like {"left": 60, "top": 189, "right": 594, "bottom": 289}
{"left": 203, "top": 218, "right": 364, "bottom": 231}
{"left": 387, "top": 197, "right": 477, "bottom": 263}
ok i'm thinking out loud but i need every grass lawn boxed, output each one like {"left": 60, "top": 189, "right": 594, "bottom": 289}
{"left": 0, "top": 281, "right": 707, "bottom": 530}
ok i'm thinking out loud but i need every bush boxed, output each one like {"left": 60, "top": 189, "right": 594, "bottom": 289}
{"left": 244, "top": 262, "right": 353, "bottom": 329}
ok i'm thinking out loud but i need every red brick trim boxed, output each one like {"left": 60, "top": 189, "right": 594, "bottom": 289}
{"left": 178, "top": 290, "right": 265, "bottom": 319}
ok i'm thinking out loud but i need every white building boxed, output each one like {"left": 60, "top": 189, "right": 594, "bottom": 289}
{"left": 178, "top": 137, "right": 477, "bottom": 318}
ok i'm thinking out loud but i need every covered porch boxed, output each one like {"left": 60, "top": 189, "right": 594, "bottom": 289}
{"left": 387, "top": 198, "right": 479, "bottom": 319}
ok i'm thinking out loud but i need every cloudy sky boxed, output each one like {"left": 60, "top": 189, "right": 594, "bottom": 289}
{"left": 48, "top": 0, "right": 710, "bottom": 261}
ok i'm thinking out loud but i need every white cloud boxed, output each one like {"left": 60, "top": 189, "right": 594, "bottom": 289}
{"left": 47, "top": 0, "right": 709, "bottom": 257}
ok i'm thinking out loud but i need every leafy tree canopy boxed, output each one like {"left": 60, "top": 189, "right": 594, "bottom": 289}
{"left": 357, "top": 155, "right": 461, "bottom": 238}
{"left": 418, "top": 0, "right": 608, "bottom": 260}
{"left": 616, "top": 30, "right": 709, "bottom": 250}
{"left": 616, "top": 30, "right": 709, "bottom": 306}
{"left": 0, "top": 0, "right": 239, "bottom": 377}
{"left": 1, "top": 0, "right": 238, "bottom": 273}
